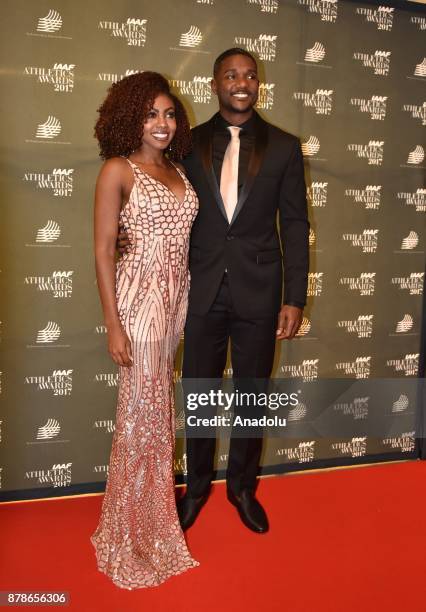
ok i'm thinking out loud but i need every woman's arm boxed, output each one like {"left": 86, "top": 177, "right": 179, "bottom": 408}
{"left": 94, "top": 158, "right": 132, "bottom": 366}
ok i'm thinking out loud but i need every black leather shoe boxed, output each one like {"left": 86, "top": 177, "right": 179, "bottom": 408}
{"left": 227, "top": 489, "right": 269, "bottom": 533}
{"left": 177, "top": 492, "right": 209, "bottom": 531}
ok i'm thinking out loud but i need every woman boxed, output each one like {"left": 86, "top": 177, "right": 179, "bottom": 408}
{"left": 91, "top": 72, "right": 199, "bottom": 589}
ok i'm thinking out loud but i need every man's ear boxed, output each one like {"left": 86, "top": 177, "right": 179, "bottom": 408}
{"left": 211, "top": 78, "right": 217, "bottom": 96}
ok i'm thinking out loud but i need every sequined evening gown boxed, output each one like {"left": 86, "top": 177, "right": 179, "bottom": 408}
{"left": 91, "top": 159, "right": 199, "bottom": 589}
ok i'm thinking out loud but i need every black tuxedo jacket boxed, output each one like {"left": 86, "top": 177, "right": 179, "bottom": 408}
{"left": 182, "top": 111, "right": 309, "bottom": 319}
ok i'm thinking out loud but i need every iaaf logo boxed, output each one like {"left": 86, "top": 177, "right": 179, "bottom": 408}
{"left": 333, "top": 397, "right": 369, "bottom": 420}
{"left": 247, "top": 0, "right": 279, "bottom": 13}
{"left": 356, "top": 6, "right": 394, "bottom": 31}
{"left": 387, "top": 355, "right": 419, "bottom": 377}
{"left": 174, "top": 453, "right": 188, "bottom": 475}
{"left": 353, "top": 50, "right": 391, "bottom": 76}
{"left": 35, "top": 116, "right": 62, "bottom": 140}
{"left": 382, "top": 432, "right": 415, "bottom": 453}
{"left": 350, "top": 96, "right": 387, "bottom": 121}
{"left": 37, "top": 418, "right": 61, "bottom": 440}
{"left": 293, "top": 89, "right": 333, "bottom": 115}
{"left": 345, "top": 186, "right": 381, "bottom": 210}
{"left": 342, "top": 229, "right": 379, "bottom": 253}
{"left": 169, "top": 77, "right": 211, "bottom": 104}
{"left": 23, "top": 168, "right": 73, "bottom": 197}
{"left": 36, "top": 220, "right": 61, "bottom": 243}
{"left": 401, "top": 232, "right": 419, "bottom": 250}
{"left": 336, "top": 357, "right": 371, "bottom": 379}
{"left": 308, "top": 272, "right": 323, "bottom": 296}
{"left": 338, "top": 315, "right": 374, "bottom": 338}
{"left": 179, "top": 26, "right": 203, "bottom": 48}
{"left": 298, "top": 0, "right": 338, "bottom": 23}
{"left": 332, "top": 437, "right": 367, "bottom": 458}
{"left": 391, "top": 273, "right": 424, "bottom": 295}
{"left": 26, "top": 463, "right": 72, "bottom": 487}
{"left": 93, "top": 419, "right": 115, "bottom": 434}
{"left": 24, "top": 63, "right": 75, "bottom": 93}
{"left": 411, "top": 16, "right": 426, "bottom": 30}
{"left": 407, "top": 145, "right": 424, "bottom": 165}
{"left": 302, "top": 136, "right": 321, "bottom": 157}
{"left": 280, "top": 359, "right": 319, "bottom": 382}
{"left": 37, "top": 9, "right": 62, "bottom": 33}
{"left": 304, "top": 42, "right": 326, "bottom": 63}
{"left": 234, "top": 34, "right": 277, "bottom": 62}
{"left": 392, "top": 394, "right": 409, "bottom": 413}
{"left": 307, "top": 182, "right": 328, "bottom": 207}
{"left": 296, "top": 317, "right": 311, "bottom": 336}
{"left": 256, "top": 83, "right": 275, "bottom": 110}
{"left": 414, "top": 59, "right": 426, "bottom": 78}
{"left": 36, "top": 321, "right": 61, "bottom": 344}
{"left": 24, "top": 271, "right": 73, "bottom": 298}
{"left": 25, "top": 369, "right": 73, "bottom": 396}
{"left": 277, "top": 441, "right": 316, "bottom": 463}
{"left": 397, "top": 188, "right": 426, "bottom": 212}
{"left": 99, "top": 18, "right": 147, "bottom": 47}
{"left": 395, "top": 314, "right": 414, "bottom": 333}
{"left": 97, "top": 69, "right": 141, "bottom": 83}
{"left": 402, "top": 102, "right": 426, "bottom": 126}
{"left": 347, "top": 141, "right": 384, "bottom": 166}
{"left": 95, "top": 373, "right": 119, "bottom": 387}
{"left": 287, "top": 402, "right": 307, "bottom": 421}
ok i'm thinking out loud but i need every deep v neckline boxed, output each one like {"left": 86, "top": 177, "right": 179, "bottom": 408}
{"left": 128, "top": 159, "right": 187, "bottom": 207}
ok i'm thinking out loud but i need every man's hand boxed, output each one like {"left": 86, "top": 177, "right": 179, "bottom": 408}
{"left": 117, "top": 224, "right": 130, "bottom": 256}
{"left": 276, "top": 305, "right": 303, "bottom": 340}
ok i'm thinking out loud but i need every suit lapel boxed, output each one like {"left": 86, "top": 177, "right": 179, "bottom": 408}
{"left": 198, "top": 115, "right": 228, "bottom": 222}
{"left": 197, "top": 111, "right": 269, "bottom": 226}
{"left": 229, "top": 112, "right": 268, "bottom": 227}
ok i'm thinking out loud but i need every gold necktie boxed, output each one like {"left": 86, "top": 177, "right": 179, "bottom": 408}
{"left": 220, "top": 126, "right": 241, "bottom": 223}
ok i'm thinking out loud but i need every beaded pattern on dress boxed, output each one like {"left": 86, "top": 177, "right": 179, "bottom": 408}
{"left": 91, "top": 159, "right": 199, "bottom": 589}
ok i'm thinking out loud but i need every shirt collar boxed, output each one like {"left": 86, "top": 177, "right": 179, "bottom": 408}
{"left": 214, "top": 112, "right": 256, "bottom": 136}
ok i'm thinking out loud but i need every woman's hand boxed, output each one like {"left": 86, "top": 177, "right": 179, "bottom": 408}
{"left": 107, "top": 324, "right": 133, "bottom": 367}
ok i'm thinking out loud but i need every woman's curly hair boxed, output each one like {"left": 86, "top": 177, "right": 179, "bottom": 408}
{"left": 95, "top": 71, "right": 192, "bottom": 161}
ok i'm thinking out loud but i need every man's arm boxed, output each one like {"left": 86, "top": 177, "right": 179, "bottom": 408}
{"left": 276, "top": 138, "right": 310, "bottom": 340}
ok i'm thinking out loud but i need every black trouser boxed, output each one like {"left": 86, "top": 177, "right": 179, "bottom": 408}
{"left": 182, "top": 273, "right": 277, "bottom": 497}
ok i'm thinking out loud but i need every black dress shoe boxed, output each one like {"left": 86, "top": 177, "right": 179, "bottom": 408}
{"left": 227, "top": 489, "right": 269, "bottom": 533}
{"left": 177, "top": 492, "right": 209, "bottom": 531}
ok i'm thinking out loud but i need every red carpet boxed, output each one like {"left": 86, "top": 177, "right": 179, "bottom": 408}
{"left": 1, "top": 461, "right": 425, "bottom": 612}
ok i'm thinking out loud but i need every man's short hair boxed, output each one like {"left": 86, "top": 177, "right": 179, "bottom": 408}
{"left": 213, "top": 48, "right": 258, "bottom": 77}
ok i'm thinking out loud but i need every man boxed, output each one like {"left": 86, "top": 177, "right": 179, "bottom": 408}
{"left": 120, "top": 48, "right": 309, "bottom": 533}
{"left": 178, "top": 48, "right": 309, "bottom": 533}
